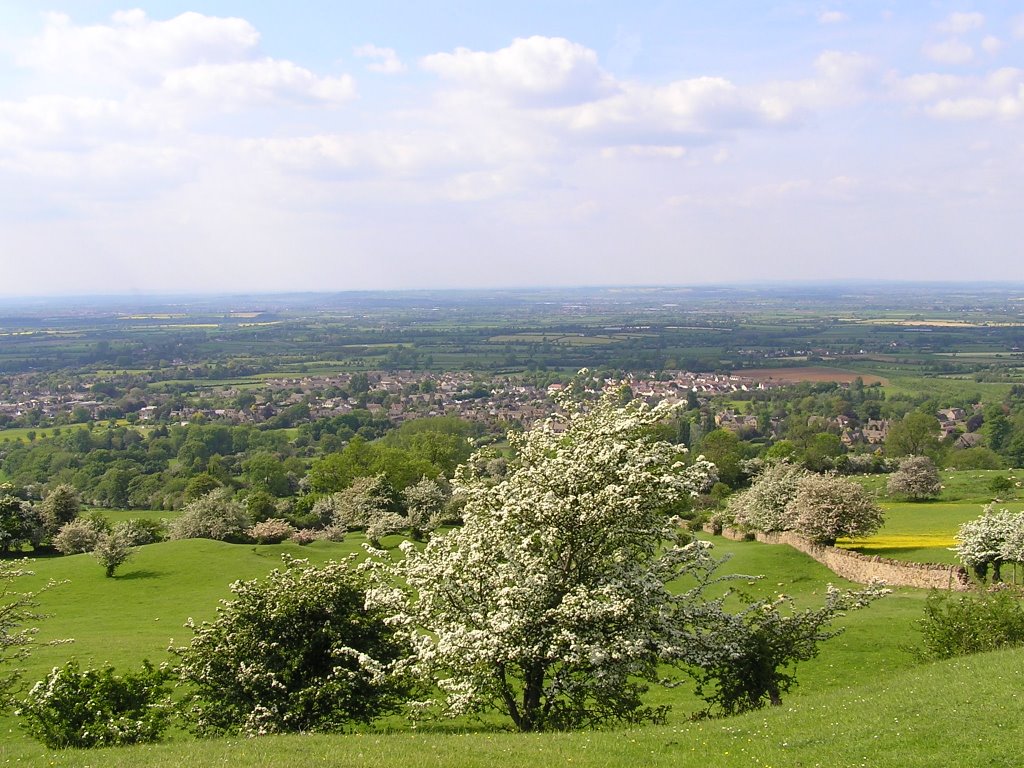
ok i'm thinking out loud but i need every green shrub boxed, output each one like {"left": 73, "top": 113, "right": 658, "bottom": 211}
{"left": 989, "top": 476, "right": 1015, "bottom": 495}
{"left": 18, "top": 659, "right": 172, "bottom": 748}
{"left": 915, "top": 588, "right": 1024, "bottom": 661}
{"left": 174, "top": 556, "right": 410, "bottom": 736}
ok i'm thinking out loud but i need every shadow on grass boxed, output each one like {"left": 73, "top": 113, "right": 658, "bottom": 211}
{"left": 116, "top": 569, "right": 164, "bottom": 580}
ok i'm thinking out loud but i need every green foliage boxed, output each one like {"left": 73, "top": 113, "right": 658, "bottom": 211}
{"left": 0, "top": 484, "right": 42, "bottom": 554}
{"left": 18, "top": 659, "right": 171, "bottom": 748}
{"left": 885, "top": 412, "right": 941, "bottom": 460}
{"left": 174, "top": 556, "right": 410, "bottom": 736}
{"left": 699, "top": 430, "right": 744, "bottom": 488}
{"left": 915, "top": 588, "right": 1024, "bottom": 661}
{"left": 989, "top": 475, "right": 1015, "bottom": 495}
{"left": 692, "top": 584, "right": 887, "bottom": 716}
{"left": 946, "top": 446, "right": 1004, "bottom": 470}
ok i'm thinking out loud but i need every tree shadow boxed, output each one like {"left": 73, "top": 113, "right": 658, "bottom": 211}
{"left": 116, "top": 569, "right": 163, "bottom": 580}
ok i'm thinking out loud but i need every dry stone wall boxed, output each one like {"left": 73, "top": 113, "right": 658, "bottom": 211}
{"left": 706, "top": 525, "right": 971, "bottom": 591}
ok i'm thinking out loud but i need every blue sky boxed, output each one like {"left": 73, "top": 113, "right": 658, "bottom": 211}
{"left": 0, "top": 2, "right": 1021, "bottom": 296}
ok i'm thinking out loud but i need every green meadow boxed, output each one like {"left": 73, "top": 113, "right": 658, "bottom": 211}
{"left": 840, "top": 469, "right": 1024, "bottom": 563}
{"left": 0, "top": 531, "right": 938, "bottom": 765}
{"left": 0, "top": 488, "right": 1017, "bottom": 767}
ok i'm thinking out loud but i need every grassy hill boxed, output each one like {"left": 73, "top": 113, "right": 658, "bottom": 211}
{"left": 2, "top": 646, "right": 1019, "bottom": 767}
{"left": 0, "top": 530, "right": 1010, "bottom": 765}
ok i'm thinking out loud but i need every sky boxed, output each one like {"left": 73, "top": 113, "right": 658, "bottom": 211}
{"left": 0, "top": 2, "right": 1022, "bottom": 297}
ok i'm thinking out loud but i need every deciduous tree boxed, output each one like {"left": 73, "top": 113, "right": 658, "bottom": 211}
{"left": 374, "top": 394, "right": 720, "bottom": 731}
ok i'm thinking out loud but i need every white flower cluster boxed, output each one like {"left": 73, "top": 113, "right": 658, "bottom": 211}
{"left": 372, "top": 392, "right": 721, "bottom": 731}
{"left": 729, "top": 463, "right": 884, "bottom": 546}
{"left": 954, "top": 504, "right": 1024, "bottom": 580}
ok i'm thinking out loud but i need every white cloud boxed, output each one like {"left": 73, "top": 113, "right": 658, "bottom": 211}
{"left": 421, "top": 36, "right": 617, "bottom": 106}
{"left": 1013, "top": 15, "right": 1024, "bottom": 40}
{"left": 922, "top": 39, "right": 974, "bottom": 65}
{"left": 599, "top": 145, "right": 686, "bottom": 160}
{"left": 981, "top": 36, "right": 1003, "bottom": 55}
{"left": 923, "top": 67, "right": 1024, "bottom": 120}
{"left": 886, "top": 72, "right": 966, "bottom": 102}
{"left": 818, "top": 11, "right": 849, "bottom": 25}
{"left": 18, "top": 10, "right": 260, "bottom": 86}
{"left": 354, "top": 44, "right": 405, "bottom": 74}
{"left": 937, "top": 11, "right": 985, "bottom": 35}
{"left": 162, "top": 60, "right": 355, "bottom": 108}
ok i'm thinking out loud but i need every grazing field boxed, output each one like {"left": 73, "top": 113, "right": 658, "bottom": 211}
{"left": 851, "top": 469, "right": 1021, "bottom": 504}
{"left": 736, "top": 367, "right": 887, "bottom": 385}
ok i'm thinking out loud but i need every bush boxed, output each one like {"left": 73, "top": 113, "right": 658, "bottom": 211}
{"left": 989, "top": 475, "right": 1015, "bottom": 496}
{"left": 174, "top": 556, "right": 410, "bottom": 736}
{"left": 886, "top": 456, "right": 941, "bottom": 501}
{"left": 248, "top": 518, "right": 296, "bottom": 544}
{"left": 954, "top": 505, "right": 1024, "bottom": 582}
{"left": 38, "top": 484, "right": 80, "bottom": 539}
{"left": 289, "top": 528, "right": 318, "bottom": 546}
{"left": 93, "top": 533, "right": 133, "bottom": 578}
{"left": 727, "top": 462, "right": 808, "bottom": 533}
{"left": 790, "top": 473, "right": 884, "bottom": 546}
{"left": 692, "top": 584, "right": 888, "bottom": 715}
{"left": 18, "top": 660, "right": 172, "bottom": 748}
{"left": 915, "top": 588, "right": 1024, "bottom": 661}
{"left": 168, "top": 490, "right": 251, "bottom": 543}
{"left": 52, "top": 518, "right": 105, "bottom": 555}
{"left": 112, "top": 517, "right": 165, "bottom": 546}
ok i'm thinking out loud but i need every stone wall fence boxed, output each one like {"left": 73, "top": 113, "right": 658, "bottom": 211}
{"left": 703, "top": 524, "right": 971, "bottom": 591}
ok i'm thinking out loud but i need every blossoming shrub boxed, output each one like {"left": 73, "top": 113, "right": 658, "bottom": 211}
{"left": 52, "top": 518, "right": 104, "bottom": 555}
{"left": 168, "top": 489, "right": 251, "bottom": 543}
{"left": 886, "top": 455, "right": 941, "bottom": 501}
{"left": 374, "top": 392, "right": 721, "bottom": 732}
{"left": 727, "top": 461, "right": 808, "bottom": 532}
{"left": 174, "top": 556, "right": 410, "bottom": 736}
{"left": 954, "top": 505, "right": 1024, "bottom": 581}
{"left": 18, "top": 660, "right": 171, "bottom": 748}
{"left": 92, "top": 532, "right": 133, "bottom": 577}
{"left": 248, "top": 518, "right": 296, "bottom": 544}
{"left": 790, "top": 473, "right": 884, "bottom": 546}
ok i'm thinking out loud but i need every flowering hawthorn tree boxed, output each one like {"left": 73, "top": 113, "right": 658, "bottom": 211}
{"left": 727, "top": 461, "right": 809, "bottom": 533}
{"left": 954, "top": 505, "right": 1024, "bottom": 582}
{"left": 886, "top": 456, "right": 942, "bottom": 501}
{"left": 790, "top": 473, "right": 884, "bottom": 546}
{"left": 372, "top": 393, "right": 721, "bottom": 732}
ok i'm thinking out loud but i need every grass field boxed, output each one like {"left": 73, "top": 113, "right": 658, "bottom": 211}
{"left": 3, "top": 647, "right": 1020, "bottom": 767}
{"left": 0, "top": 513, "right": 1014, "bottom": 766}
{"left": 0, "top": 533, "right": 933, "bottom": 761}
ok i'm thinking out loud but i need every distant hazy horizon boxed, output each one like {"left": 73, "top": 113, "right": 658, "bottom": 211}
{"left": 1, "top": 2, "right": 1021, "bottom": 297}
